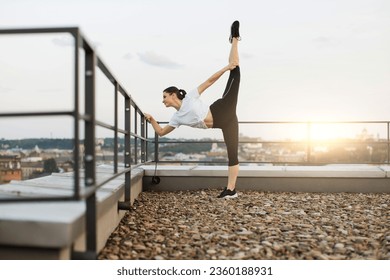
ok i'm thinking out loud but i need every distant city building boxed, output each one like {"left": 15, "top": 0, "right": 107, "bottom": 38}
{"left": 0, "top": 155, "right": 22, "bottom": 184}
{"left": 21, "top": 160, "right": 44, "bottom": 180}
{"left": 356, "top": 128, "right": 374, "bottom": 141}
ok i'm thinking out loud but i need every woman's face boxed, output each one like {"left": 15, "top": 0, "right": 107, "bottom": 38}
{"left": 162, "top": 92, "right": 174, "bottom": 107}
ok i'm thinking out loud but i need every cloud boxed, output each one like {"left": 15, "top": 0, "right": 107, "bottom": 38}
{"left": 123, "top": 52, "right": 133, "bottom": 60}
{"left": 0, "top": 85, "right": 13, "bottom": 93}
{"left": 52, "top": 36, "right": 74, "bottom": 47}
{"left": 312, "top": 36, "right": 332, "bottom": 44}
{"left": 137, "top": 51, "right": 183, "bottom": 69}
{"left": 312, "top": 36, "right": 339, "bottom": 48}
{"left": 241, "top": 52, "right": 255, "bottom": 59}
{"left": 34, "top": 88, "right": 65, "bottom": 93}
{"left": 52, "top": 37, "right": 101, "bottom": 49}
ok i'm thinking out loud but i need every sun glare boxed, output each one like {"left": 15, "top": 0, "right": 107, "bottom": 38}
{"left": 276, "top": 122, "right": 382, "bottom": 143}
{"left": 308, "top": 123, "right": 381, "bottom": 142}
{"left": 309, "top": 124, "right": 345, "bottom": 141}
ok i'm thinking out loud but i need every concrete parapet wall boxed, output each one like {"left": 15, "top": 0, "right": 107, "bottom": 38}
{"left": 142, "top": 165, "right": 390, "bottom": 193}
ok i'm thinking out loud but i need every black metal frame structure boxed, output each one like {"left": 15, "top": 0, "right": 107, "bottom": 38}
{"left": 0, "top": 27, "right": 151, "bottom": 259}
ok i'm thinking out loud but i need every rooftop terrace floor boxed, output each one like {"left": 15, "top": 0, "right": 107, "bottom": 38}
{"left": 98, "top": 189, "right": 389, "bottom": 260}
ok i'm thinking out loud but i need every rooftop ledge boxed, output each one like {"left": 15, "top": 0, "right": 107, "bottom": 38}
{"left": 144, "top": 164, "right": 390, "bottom": 178}
{"left": 0, "top": 164, "right": 389, "bottom": 259}
{"left": 142, "top": 164, "right": 390, "bottom": 194}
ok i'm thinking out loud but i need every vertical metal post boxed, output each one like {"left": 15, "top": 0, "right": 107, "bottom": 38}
{"left": 145, "top": 120, "right": 149, "bottom": 162}
{"left": 307, "top": 122, "right": 312, "bottom": 164}
{"left": 134, "top": 109, "right": 138, "bottom": 164}
{"left": 154, "top": 131, "right": 159, "bottom": 163}
{"left": 125, "top": 97, "right": 131, "bottom": 202}
{"left": 141, "top": 112, "right": 146, "bottom": 163}
{"left": 387, "top": 122, "right": 390, "bottom": 164}
{"left": 72, "top": 30, "right": 80, "bottom": 199}
{"left": 127, "top": 98, "right": 131, "bottom": 170}
{"left": 114, "top": 82, "right": 118, "bottom": 174}
{"left": 118, "top": 96, "right": 132, "bottom": 210}
{"left": 84, "top": 47, "right": 97, "bottom": 257}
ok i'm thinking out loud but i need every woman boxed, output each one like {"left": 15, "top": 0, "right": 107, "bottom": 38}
{"left": 144, "top": 21, "right": 241, "bottom": 199}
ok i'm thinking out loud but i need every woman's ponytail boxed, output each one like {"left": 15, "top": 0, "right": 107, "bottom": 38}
{"left": 163, "top": 86, "right": 187, "bottom": 100}
{"left": 177, "top": 89, "right": 187, "bottom": 100}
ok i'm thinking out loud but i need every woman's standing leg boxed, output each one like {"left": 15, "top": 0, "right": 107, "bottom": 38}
{"left": 217, "top": 23, "right": 241, "bottom": 198}
{"left": 225, "top": 116, "right": 239, "bottom": 189}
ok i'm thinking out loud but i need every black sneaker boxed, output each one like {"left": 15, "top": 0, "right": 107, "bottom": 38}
{"left": 229, "top": 20, "right": 241, "bottom": 43}
{"left": 218, "top": 187, "right": 238, "bottom": 199}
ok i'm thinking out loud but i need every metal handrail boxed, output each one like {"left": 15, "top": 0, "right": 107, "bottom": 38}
{"left": 150, "top": 120, "right": 390, "bottom": 165}
{"left": 0, "top": 27, "right": 150, "bottom": 259}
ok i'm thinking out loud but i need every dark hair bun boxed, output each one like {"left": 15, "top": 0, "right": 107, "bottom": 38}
{"left": 178, "top": 89, "right": 187, "bottom": 99}
{"left": 163, "top": 86, "right": 187, "bottom": 100}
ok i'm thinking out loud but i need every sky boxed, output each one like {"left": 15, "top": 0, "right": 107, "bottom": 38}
{"left": 0, "top": 0, "right": 389, "bottom": 140}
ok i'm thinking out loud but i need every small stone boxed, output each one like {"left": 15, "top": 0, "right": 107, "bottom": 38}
{"left": 292, "top": 209, "right": 307, "bottom": 215}
{"left": 297, "top": 234, "right": 311, "bottom": 239}
{"left": 237, "top": 229, "right": 253, "bottom": 235}
{"left": 311, "top": 250, "right": 329, "bottom": 260}
{"left": 261, "top": 241, "right": 273, "bottom": 247}
{"left": 123, "top": 240, "right": 133, "bottom": 246}
{"left": 233, "top": 252, "right": 246, "bottom": 259}
{"left": 281, "top": 225, "right": 292, "bottom": 231}
{"left": 192, "top": 234, "right": 201, "bottom": 240}
{"left": 297, "top": 224, "right": 312, "bottom": 228}
{"left": 273, "top": 243, "right": 282, "bottom": 251}
{"left": 250, "top": 247, "right": 261, "bottom": 254}
{"left": 155, "top": 235, "right": 165, "bottom": 243}
{"left": 265, "top": 248, "right": 273, "bottom": 258}
{"left": 133, "top": 244, "right": 147, "bottom": 251}
{"left": 338, "top": 229, "right": 348, "bottom": 235}
{"left": 345, "top": 246, "right": 355, "bottom": 252}
{"left": 112, "top": 236, "right": 122, "bottom": 242}
{"left": 107, "top": 254, "right": 119, "bottom": 260}
{"left": 354, "top": 237, "right": 368, "bottom": 243}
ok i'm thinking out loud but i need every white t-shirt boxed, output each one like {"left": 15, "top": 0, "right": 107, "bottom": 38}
{"left": 169, "top": 88, "right": 209, "bottom": 129}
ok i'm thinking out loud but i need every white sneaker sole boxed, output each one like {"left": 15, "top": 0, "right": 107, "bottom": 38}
{"left": 223, "top": 193, "right": 238, "bottom": 199}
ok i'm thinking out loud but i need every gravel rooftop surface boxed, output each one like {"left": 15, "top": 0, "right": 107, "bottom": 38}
{"left": 98, "top": 189, "right": 390, "bottom": 260}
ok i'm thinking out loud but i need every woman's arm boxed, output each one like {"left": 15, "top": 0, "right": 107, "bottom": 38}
{"left": 197, "top": 63, "right": 237, "bottom": 94}
{"left": 144, "top": 113, "right": 175, "bottom": 137}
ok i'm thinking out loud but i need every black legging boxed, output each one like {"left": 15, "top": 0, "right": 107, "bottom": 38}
{"left": 210, "top": 66, "right": 240, "bottom": 166}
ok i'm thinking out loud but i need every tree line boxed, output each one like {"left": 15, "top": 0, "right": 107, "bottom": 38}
{"left": 0, "top": 138, "right": 213, "bottom": 154}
